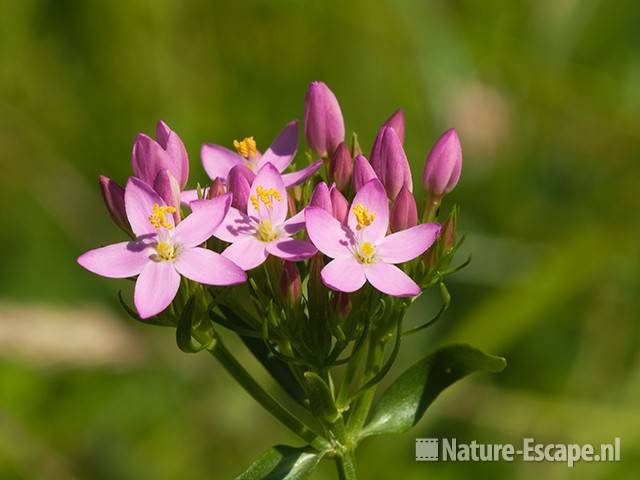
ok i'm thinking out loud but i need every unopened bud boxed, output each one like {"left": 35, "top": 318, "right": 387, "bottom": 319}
{"left": 389, "top": 185, "right": 417, "bottom": 232}
{"left": 328, "top": 142, "right": 353, "bottom": 191}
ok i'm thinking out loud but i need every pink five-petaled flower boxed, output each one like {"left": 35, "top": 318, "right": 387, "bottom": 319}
{"left": 78, "top": 177, "right": 247, "bottom": 319}
{"left": 305, "top": 179, "right": 440, "bottom": 297}
{"left": 201, "top": 120, "right": 322, "bottom": 188}
{"left": 214, "top": 163, "right": 317, "bottom": 270}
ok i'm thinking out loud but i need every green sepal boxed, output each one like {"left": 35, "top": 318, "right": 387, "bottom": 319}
{"left": 361, "top": 344, "right": 506, "bottom": 439}
{"left": 176, "top": 296, "right": 210, "bottom": 353}
{"left": 303, "top": 372, "right": 340, "bottom": 423}
{"left": 235, "top": 445, "right": 323, "bottom": 480}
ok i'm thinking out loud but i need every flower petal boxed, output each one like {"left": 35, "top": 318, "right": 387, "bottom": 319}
{"left": 156, "top": 121, "right": 189, "bottom": 188}
{"left": 134, "top": 261, "right": 181, "bottom": 319}
{"left": 321, "top": 257, "right": 366, "bottom": 293}
{"left": 377, "top": 223, "right": 441, "bottom": 264}
{"left": 304, "top": 206, "right": 354, "bottom": 258}
{"left": 282, "top": 209, "right": 305, "bottom": 235}
{"left": 174, "top": 247, "right": 247, "bottom": 285}
{"left": 131, "top": 134, "right": 173, "bottom": 186}
{"left": 172, "top": 194, "right": 232, "bottom": 247}
{"left": 125, "top": 177, "right": 172, "bottom": 237}
{"left": 348, "top": 178, "right": 389, "bottom": 244}
{"left": 282, "top": 160, "right": 323, "bottom": 187}
{"left": 201, "top": 143, "right": 243, "bottom": 181}
{"left": 180, "top": 188, "right": 207, "bottom": 207}
{"left": 248, "top": 163, "right": 288, "bottom": 224}
{"left": 214, "top": 206, "right": 256, "bottom": 242}
{"left": 258, "top": 120, "right": 298, "bottom": 172}
{"left": 222, "top": 236, "right": 269, "bottom": 270}
{"left": 266, "top": 238, "right": 317, "bottom": 261}
{"left": 364, "top": 262, "right": 420, "bottom": 297}
{"left": 77, "top": 240, "right": 151, "bottom": 278}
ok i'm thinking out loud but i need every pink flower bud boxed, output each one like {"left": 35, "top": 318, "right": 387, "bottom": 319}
{"left": 370, "top": 126, "right": 412, "bottom": 200}
{"left": 329, "top": 186, "right": 349, "bottom": 224}
{"left": 352, "top": 154, "right": 378, "bottom": 191}
{"left": 207, "top": 177, "right": 226, "bottom": 199}
{"left": 304, "top": 81, "right": 345, "bottom": 157}
{"left": 132, "top": 121, "right": 189, "bottom": 190}
{"left": 280, "top": 262, "right": 302, "bottom": 309}
{"left": 153, "top": 169, "right": 181, "bottom": 223}
{"left": 98, "top": 175, "right": 130, "bottom": 233}
{"left": 309, "top": 182, "right": 332, "bottom": 213}
{"left": 422, "top": 128, "right": 462, "bottom": 198}
{"left": 383, "top": 108, "right": 405, "bottom": 144}
{"left": 389, "top": 185, "right": 417, "bottom": 232}
{"left": 155, "top": 121, "right": 189, "bottom": 188}
{"left": 328, "top": 142, "right": 353, "bottom": 191}
{"left": 227, "top": 165, "right": 253, "bottom": 212}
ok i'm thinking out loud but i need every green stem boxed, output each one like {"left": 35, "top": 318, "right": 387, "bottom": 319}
{"left": 346, "top": 338, "right": 385, "bottom": 435}
{"left": 335, "top": 450, "right": 358, "bottom": 480}
{"left": 422, "top": 195, "right": 441, "bottom": 223}
{"left": 206, "top": 337, "right": 329, "bottom": 451}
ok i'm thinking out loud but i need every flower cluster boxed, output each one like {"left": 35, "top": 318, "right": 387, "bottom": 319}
{"left": 75, "top": 81, "right": 499, "bottom": 480}
{"left": 80, "top": 81, "right": 462, "bottom": 320}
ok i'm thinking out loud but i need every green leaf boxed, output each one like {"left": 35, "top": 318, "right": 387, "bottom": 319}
{"left": 361, "top": 344, "right": 506, "bottom": 439}
{"left": 235, "top": 445, "right": 323, "bottom": 480}
{"left": 303, "top": 372, "right": 340, "bottom": 423}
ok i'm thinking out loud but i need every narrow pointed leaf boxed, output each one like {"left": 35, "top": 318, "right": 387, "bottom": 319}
{"left": 303, "top": 372, "right": 340, "bottom": 423}
{"left": 235, "top": 445, "right": 323, "bottom": 480}
{"left": 361, "top": 344, "right": 506, "bottom": 439}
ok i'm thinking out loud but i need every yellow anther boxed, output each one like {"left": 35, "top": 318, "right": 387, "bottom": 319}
{"left": 353, "top": 203, "right": 375, "bottom": 230}
{"left": 149, "top": 204, "right": 176, "bottom": 230}
{"left": 250, "top": 185, "right": 281, "bottom": 210}
{"left": 155, "top": 241, "right": 177, "bottom": 261}
{"left": 257, "top": 220, "right": 279, "bottom": 242}
{"left": 356, "top": 242, "right": 377, "bottom": 264}
{"left": 233, "top": 136, "right": 257, "bottom": 159}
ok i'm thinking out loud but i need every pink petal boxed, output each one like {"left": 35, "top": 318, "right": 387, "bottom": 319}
{"left": 304, "top": 207, "right": 354, "bottom": 258}
{"left": 77, "top": 241, "right": 151, "bottom": 278}
{"left": 201, "top": 143, "right": 243, "bottom": 181}
{"left": 222, "top": 236, "right": 269, "bottom": 270}
{"left": 156, "top": 121, "right": 189, "bottom": 188}
{"left": 258, "top": 120, "right": 298, "bottom": 172}
{"left": 131, "top": 134, "right": 173, "bottom": 187}
{"left": 364, "top": 262, "right": 420, "bottom": 297}
{"left": 174, "top": 247, "right": 247, "bottom": 285}
{"left": 282, "top": 160, "right": 323, "bottom": 187}
{"left": 125, "top": 177, "right": 172, "bottom": 237}
{"left": 266, "top": 238, "right": 317, "bottom": 261}
{"left": 321, "top": 257, "right": 366, "bottom": 293}
{"left": 214, "top": 206, "right": 256, "bottom": 242}
{"left": 173, "top": 194, "right": 232, "bottom": 247}
{"left": 348, "top": 179, "right": 389, "bottom": 244}
{"left": 180, "top": 188, "right": 206, "bottom": 206}
{"left": 248, "top": 163, "right": 287, "bottom": 224}
{"left": 134, "top": 261, "right": 181, "bottom": 319}
{"left": 377, "top": 223, "right": 441, "bottom": 264}
{"left": 282, "top": 209, "right": 305, "bottom": 235}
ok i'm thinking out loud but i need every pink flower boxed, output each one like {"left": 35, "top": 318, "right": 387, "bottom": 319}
{"left": 200, "top": 120, "right": 322, "bottom": 189}
{"left": 305, "top": 179, "right": 440, "bottom": 297}
{"left": 214, "top": 163, "right": 317, "bottom": 270}
{"left": 78, "top": 177, "right": 246, "bottom": 319}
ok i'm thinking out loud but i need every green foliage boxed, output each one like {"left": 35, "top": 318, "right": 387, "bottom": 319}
{"left": 362, "top": 344, "right": 506, "bottom": 438}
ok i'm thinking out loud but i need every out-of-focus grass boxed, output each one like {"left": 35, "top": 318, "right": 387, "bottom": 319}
{"left": 0, "top": 0, "right": 639, "bottom": 478}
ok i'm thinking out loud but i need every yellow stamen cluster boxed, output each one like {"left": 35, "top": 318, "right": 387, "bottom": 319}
{"left": 149, "top": 204, "right": 176, "bottom": 230}
{"left": 257, "top": 219, "right": 279, "bottom": 242}
{"left": 249, "top": 186, "right": 282, "bottom": 210}
{"left": 233, "top": 136, "right": 257, "bottom": 159}
{"left": 155, "top": 241, "right": 177, "bottom": 261}
{"left": 353, "top": 203, "right": 375, "bottom": 230}
{"left": 356, "top": 242, "right": 377, "bottom": 264}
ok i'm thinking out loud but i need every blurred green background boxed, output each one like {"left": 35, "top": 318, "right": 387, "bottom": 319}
{"left": 1, "top": 0, "right": 639, "bottom": 478}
